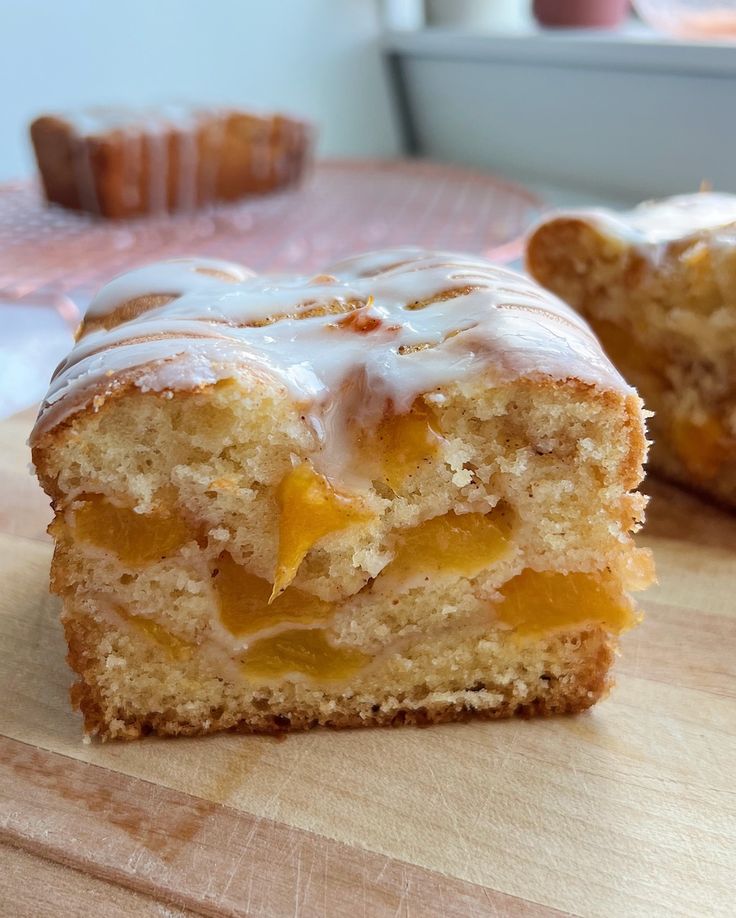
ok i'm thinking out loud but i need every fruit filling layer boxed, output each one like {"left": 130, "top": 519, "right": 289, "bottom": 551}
{"left": 384, "top": 505, "right": 512, "bottom": 580}
{"left": 240, "top": 628, "right": 370, "bottom": 682}
{"left": 495, "top": 570, "right": 636, "bottom": 635}
{"left": 273, "top": 463, "right": 371, "bottom": 598}
{"left": 115, "top": 567, "right": 633, "bottom": 684}
{"left": 213, "top": 552, "right": 333, "bottom": 637}
{"left": 74, "top": 495, "right": 191, "bottom": 565}
{"left": 358, "top": 399, "right": 444, "bottom": 490}
{"left": 116, "top": 606, "right": 193, "bottom": 660}
{"left": 70, "top": 475, "right": 634, "bottom": 686}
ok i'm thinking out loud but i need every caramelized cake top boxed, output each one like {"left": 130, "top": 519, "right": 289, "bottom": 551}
{"left": 31, "top": 248, "right": 631, "bottom": 446}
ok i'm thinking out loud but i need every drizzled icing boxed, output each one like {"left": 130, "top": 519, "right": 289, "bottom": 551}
{"left": 64, "top": 105, "right": 221, "bottom": 216}
{"left": 31, "top": 248, "right": 631, "bottom": 452}
{"left": 545, "top": 192, "right": 736, "bottom": 247}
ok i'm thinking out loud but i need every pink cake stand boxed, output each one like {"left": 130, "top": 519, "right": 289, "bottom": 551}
{"left": 0, "top": 159, "right": 540, "bottom": 305}
{"left": 0, "top": 159, "right": 541, "bottom": 418}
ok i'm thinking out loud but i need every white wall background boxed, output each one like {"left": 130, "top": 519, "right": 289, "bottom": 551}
{"left": 0, "top": 0, "right": 401, "bottom": 180}
{"left": 387, "top": 30, "right": 736, "bottom": 202}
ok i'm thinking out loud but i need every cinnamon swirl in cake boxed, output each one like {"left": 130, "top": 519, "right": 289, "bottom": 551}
{"left": 30, "top": 104, "right": 312, "bottom": 218}
{"left": 527, "top": 192, "right": 736, "bottom": 508}
{"left": 30, "top": 249, "right": 653, "bottom": 739}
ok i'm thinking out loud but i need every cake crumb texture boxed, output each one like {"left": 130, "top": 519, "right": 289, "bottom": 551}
{"left": 527, "top": 195, "right": 736, "bottom": 508}
{"left": 31, "top": 250, "right": 652, "bottom": 739}
{"left": 36, "top": 375, "right": 649, "bottom": 739}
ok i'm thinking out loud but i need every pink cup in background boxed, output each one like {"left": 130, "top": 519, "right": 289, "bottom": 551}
{"left": 634, "top": 0, "right": 736, "bottom": 38}
{"left": 533, "top": 0, "right": 630, "bottom": 28}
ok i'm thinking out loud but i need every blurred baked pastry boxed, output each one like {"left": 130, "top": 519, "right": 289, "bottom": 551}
{"left": 30, "top": 248, "right": 653, "bottom": 740}
{"left": 30, "top": 104, "right": 312, "bottom": 218}
{"left": 527, "top": 192, "right": 736, "bottom": 508}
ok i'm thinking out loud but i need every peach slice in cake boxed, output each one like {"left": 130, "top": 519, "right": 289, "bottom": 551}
{"left": 30, "top": 249, "right": 653, "bottom": 739}
{"left": 527, "top": 191, "right": 736, "bottom": 509}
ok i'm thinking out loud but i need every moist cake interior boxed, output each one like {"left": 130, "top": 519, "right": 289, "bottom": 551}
{"left": 31, "top": 250, "right": 653, "bottom": 739}
{"left": 527, "top": 193, "right": 736, "bottom": 507}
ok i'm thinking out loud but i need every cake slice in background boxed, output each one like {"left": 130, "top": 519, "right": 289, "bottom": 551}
{"left": 30, "top": 249, "right": 653, "bottom": 740}
{"left": 30, "top": 104, "right": 313, "bottom": 219}
{"left": 527, "top": 192, "right": 736, "bottom": 509}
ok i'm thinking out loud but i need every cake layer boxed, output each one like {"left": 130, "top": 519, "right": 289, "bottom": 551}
{"left": 526, "top": 193, "right": 736, "bottom": 508}
{"left": 39, "top": 375, "right": 646, "bottom": 605}
{"left": 31, "top": 249, "right": 652, "bottom": 739}
{"left": 66, "top": 607, "right": 616, "bottom": 739}
{"left": 30, "top": 105, "right": 312, "bottom": 218}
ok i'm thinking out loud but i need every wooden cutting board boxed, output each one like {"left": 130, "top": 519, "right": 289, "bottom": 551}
{"left": 1, "top": 408, "right": 734, "bottom": 918}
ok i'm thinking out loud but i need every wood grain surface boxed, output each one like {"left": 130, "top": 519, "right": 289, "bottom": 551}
{"left": 0, "top": 408, "right": 734, "bottom": 918}
{"left": 0, "top": 842, "right": 196, "bottom": 918}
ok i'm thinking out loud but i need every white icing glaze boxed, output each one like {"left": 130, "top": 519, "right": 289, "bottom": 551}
{"left": 202, "top": 117, "right": 225, "bottom": 201}
{"left": 71, "top": 136, "right": 100, "bottom": 215}
{"left": 120, "top": 132, "right": 142, "bottom": 211}
{"left": 176, "top": 128, "right": 198, "bottom": 212}
{"left": 544, "top": 192, "right": 736, "bottom": 247}
{"left": 31, "top": 249, "right": 632, "bottom": 456}
{"left": 146, "top": 131, "right": 168, "bottom": 214}
{"left": 251, "top": 121, "right": 271, "bottom": 180}
{"left": 85, "top": 257, "right": 256, "bottom": 317}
